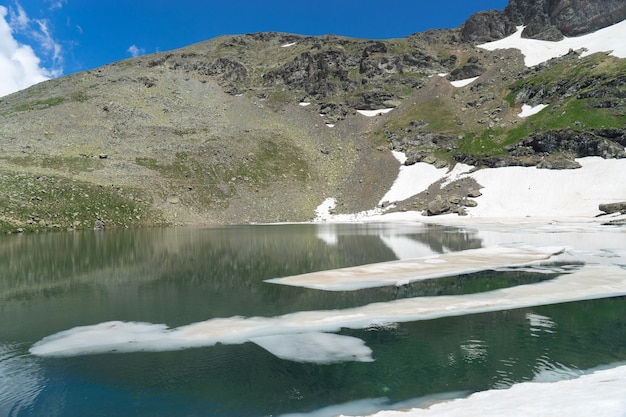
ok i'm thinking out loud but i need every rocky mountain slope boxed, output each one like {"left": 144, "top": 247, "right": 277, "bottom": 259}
{"left": 0, "top": 0, "right": 624, "bottom": 231}
{"left": 462, "top": 0, "right": 626, "bottom": 41}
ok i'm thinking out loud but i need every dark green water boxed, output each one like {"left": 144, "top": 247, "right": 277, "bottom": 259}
{"left": 1, "top": 223, "right": 625, "bottom": 417}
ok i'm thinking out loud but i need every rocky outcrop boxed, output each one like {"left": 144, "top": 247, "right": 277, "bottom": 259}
{"left": 517, "top": 128, "right": 626, "bottom": 159}
{"left": 383, "top": 177, "right": 482, "bottom": 217}
{"left": 461, "top": 10, "right": 518, "bottom": 43}
{"left": 461, "top": 0, "right": 626, "bottom": 42}
{"left": 448, "top": 62, "right": 485, "bottom": 82}
{"left": 263, "top": 50, "right": 354, "bottom": 99}
{"left": 599, "top": 202, "right": 626, "bottom": 214}
{"left": 453, "top": 127, "right": 626, "bottom": 169}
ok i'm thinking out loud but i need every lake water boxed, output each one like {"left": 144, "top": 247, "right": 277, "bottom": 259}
{"left": 1, "top": 222, "right": 625, "bottom": 417}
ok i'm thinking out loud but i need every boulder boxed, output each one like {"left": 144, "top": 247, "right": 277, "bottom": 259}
{"left": 520, "top": 128, "right": 626, "bottom": 159}
{"left": 448, "top": 64, "right": 485, "bottom": 82}
{"left": 599, "top": 202, "right": 626, "bottom": 214}
{"left": 93, "top": 219, "right": 105, "bottom": 231}
{"left": 536, "top": 154, "right": 581, "bottom": 170}
{"left": 427, "top": 197, "right": 451, "bottom": 216}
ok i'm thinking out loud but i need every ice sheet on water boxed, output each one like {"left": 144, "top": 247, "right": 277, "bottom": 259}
{"left": 250, "top": 332, "right": 373, "bottom": 364}
{"left": 30, "top": 263, "right": 626, "bottom": 358}
{"left": 266, "top": 245, "right": 565, "bottom": 291}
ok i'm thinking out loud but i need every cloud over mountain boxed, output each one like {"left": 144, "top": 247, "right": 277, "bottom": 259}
{"left": 0, "top": 3, "right": 62, "bottom": 97}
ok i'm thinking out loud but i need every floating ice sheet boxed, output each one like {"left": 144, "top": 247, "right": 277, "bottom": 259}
{"left": 250, "top": 332, "right": 373, "bottom": 364}
{"left": 266, "top": 245, "right": 565, "bottom": 291}
{"left": 30, "top": 263, "right": 626, "bottom": 358}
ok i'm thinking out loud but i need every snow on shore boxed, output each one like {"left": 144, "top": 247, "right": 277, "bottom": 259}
{"left": 478, "top": 19, "right": 626, "bottom": 67}
{"left": 468, "top": 157, "right": 626, "bottom": 218}
{"left": 315, "top": 156, "right": 626, "bottom": 224}
{"left": 341, "top": 363, "right": 626, "bottom": 417}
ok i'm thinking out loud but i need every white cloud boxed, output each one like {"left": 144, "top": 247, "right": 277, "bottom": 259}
{"left": 127, "top": 44, "right": 145, "bottom": 57}
{"left": 0, "top": 5, "right": 51, "bottom": 96}
{"left": 47, "top": 0, "right": 66, "bottom": 11}
{"left": 33, "top": 18, "right": 63, "bottom": 69}
{"left": 8, "top": 2, "right": 29, "bottom": 31}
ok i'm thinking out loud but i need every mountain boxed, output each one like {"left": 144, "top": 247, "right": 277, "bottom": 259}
{"left": 461, "top": 0, "right": 626, "bottom": 41}
{"left": 0, "top": 1, "right": 624, "bottom": 231}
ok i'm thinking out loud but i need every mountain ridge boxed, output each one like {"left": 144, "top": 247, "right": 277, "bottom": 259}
{"left": 0, "top": 1, "right": 624, "bottom": 231}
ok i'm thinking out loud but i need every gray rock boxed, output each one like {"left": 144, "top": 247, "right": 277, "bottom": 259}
{"left": 461, "top": 0, "right": 626, "bottom": 42}
{"left": 427, "top": 197, "right": 450, "bottom": 216}
{"left": 536, "top": 155, "right": 582, "bottom": 170}
{"left": 93, "top": 219, "right": 105, "bottom": 231}
{"left": 599, "top": 202, "right": 626, "bottom": 214}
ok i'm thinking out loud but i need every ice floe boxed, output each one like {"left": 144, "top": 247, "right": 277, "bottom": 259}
{"left": 251, "top": 332, "right": 373, "bottom": 364}
{"left": 29, "top": 261, "right": 626, "bottom": 358}
{"left": 266, "top": 245, "right": 565, "bottom": 291}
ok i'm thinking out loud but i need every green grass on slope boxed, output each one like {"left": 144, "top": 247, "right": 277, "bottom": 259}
{"left": 460, "top": 54, "right": 626, "bottom": 156}
{"left": 136, "top": 139, "right": 310, "bottom": 209}
{"left": 0, "top": 171, "right": 160, "bottom": 233}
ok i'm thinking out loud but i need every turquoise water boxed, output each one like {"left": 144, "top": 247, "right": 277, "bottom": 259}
{"left": 1, "top": 223, "right": 625, "bottom": 417}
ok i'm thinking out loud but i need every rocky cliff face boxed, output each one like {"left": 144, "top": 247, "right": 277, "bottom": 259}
{"left": 461, "top": 0, "right": 626, "bottom": 42}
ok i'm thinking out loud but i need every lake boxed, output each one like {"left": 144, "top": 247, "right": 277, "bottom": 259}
{"left": 1, "top": 222, "right": 625, "bottom": 417}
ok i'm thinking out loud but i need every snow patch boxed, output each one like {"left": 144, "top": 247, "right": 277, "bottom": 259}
{"left": 345, "top": 364, "right": 626, "bottom": 417}
{"left": 466, "top": 157, "right": 626, "bottom": 218}
{"left": 518, "top": 103, "right": 548, "bottom": 118}
{"left": 357, "top": 108, "right": 394, "bottom": 117}
{"left": 314, "top": 198, "right": 337, "bottom": 222}
{"left": 450, "top": 76, "right": 479, "bottom": 88}
{"left": 378, "top": 155, "right": 473, "bottom": 206}
{"left": 281, "top": 42, "right": 297, "bottom": 48}
{"left": 379, "top": 162, "right": 446, "bottom": 205}
{"left": 317, "top": 153, "right": 626, "bottom": 223}
{"left": 479, "top": 20, "right": 626, "bottom": 67}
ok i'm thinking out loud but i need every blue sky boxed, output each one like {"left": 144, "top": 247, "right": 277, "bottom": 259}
{"left": 0, "top": 0, "right": 508, "bottom": 96}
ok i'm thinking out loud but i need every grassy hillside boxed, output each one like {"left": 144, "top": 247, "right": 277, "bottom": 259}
{"left": 0, "top": 29, "right": 624, "bottom": 231}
